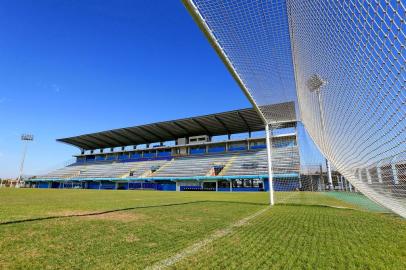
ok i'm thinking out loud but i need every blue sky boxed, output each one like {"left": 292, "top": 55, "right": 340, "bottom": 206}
{"left": 0, "top": 0, "right": 323, "bottom": 178}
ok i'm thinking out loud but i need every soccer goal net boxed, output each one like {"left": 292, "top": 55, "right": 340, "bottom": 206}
{"left": 183, "top": 0, "right": 405, "bottom": 217}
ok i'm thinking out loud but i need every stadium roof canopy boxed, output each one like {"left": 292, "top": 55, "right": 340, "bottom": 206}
{"left": 58, "top": 102, "right": 296, "bottom": 150}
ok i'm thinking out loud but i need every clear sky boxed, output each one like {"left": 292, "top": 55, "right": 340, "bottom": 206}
{"left": 0, "top": 0, "right": 254, "bottom": 178}
{"left": 0, "top": 0, "right": 324, "bottom": 178}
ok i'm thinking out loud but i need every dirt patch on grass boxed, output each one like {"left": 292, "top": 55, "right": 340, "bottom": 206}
{"left": 80, "top": 212, "right": 147, "bottom": 222}
{"left": 24, "top": 248, "right": 41, "bottom": 259}
{"left": 46, "top": 210, "right": 147, "bottom": 223}
{"left": 175, "top": 217, "right": 202, "bottom": 223}
{"left": 125, "top": 234, "right": 140, "bottom": 243}
{"left": 0, "top": 260, "right": 11, "bottom": 270}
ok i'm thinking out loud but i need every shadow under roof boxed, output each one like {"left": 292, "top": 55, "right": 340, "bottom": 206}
{"left": 58, "top": 102, "right": 296, "bottom": 150}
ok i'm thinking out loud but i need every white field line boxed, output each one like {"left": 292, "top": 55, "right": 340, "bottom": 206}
{"left": 145, "top": 207, "right": 269, "bottom": 270}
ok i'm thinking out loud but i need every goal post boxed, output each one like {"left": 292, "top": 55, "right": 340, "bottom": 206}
{"left": 265, "top": 124, "right": 274, "bottom": 206}
{"left": 182, "top": 0, "right": 406, "bottom": 217}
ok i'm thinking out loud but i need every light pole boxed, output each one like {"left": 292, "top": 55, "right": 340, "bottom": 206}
{"left": 16, "top": 134, "right": 34, "bottom": 188}
{"left": 307, "top": 74, "right": 333, "bottom": 191}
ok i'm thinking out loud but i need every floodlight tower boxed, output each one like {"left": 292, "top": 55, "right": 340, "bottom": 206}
{"left": 307, "top": 74, "right": 333, "bottom": 191}
{"left": 16, "top": 134, "right": 34, "bottom": 188}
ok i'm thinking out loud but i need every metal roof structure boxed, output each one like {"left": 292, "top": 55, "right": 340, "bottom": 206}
{"left": 58, "top": 102, "right": 296, "bottom": 150}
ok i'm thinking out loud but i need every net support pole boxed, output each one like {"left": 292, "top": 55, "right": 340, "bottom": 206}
{"left": 377, "top": 164, "right": 383, "bottom": 183}
{"left": 265, "top": 124, "right": 274, "bottom": 206}
{"left": 391, "top": 163, "right": 399, "bottom": 185}
{"left": 326, "top": 159, "right": 333, "bottom": 190}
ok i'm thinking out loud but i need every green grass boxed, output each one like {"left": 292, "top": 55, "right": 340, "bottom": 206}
{"left": 172, "top": 205, "right": 406, "bottom": 270}
{"left": 0, "top": 189, "right": 404, "bottom": 269}
{"left": 323, "top": 191, "right": 389, "bottom": 212}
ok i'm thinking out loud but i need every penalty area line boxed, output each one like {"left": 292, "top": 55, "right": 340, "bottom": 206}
{"left": 145, "top": 207, "right": 269, "bottom": 270}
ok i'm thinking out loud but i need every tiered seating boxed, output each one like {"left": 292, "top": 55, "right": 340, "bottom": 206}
{"left": 222, "top": 149, "right": 268, "bottom": 176}
{"left": 152, "top": 153, "right": 234, "bottom": 177}
{"left": 38, "top": 147, "right": 299, "bottom": 180}
{"left": 125, "top": 160, "right": 168, "bottom": 177}
{"left": 74, "top": 160, "right": 169, "bottom": 179}
{"left": 272, "top": 147, "right": 300, "bottom": 173}
{"left": 219, "top": 148, "right": 299, "bottom": 176}
{"left": 75, "top": 163, "right": 113, "bottom": 178}
{"left": 97, "top": 163, "right": 132, "bottom": 178}
{"left": 39, "top": 165, "right": 85, "bottom": 179}
{"left": 39, "top": 160, "right": 168, "bottom": 179}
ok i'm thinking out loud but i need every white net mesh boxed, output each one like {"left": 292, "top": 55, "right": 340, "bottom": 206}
{"left": 183, "top": 0, "right": 406, "bottom": 217}
{"left": 288, "top": 0, "right": 405, "bottom": 217}
{"left": 184, "top": 0, "right": 296, "bottom": 114}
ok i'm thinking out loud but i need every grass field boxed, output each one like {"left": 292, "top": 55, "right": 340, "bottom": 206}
{"left": 0, "top": 189, "right": 405, "bottom": 269}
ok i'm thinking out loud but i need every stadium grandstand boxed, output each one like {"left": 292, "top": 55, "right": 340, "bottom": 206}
{"left": 28, "top": 102, "right": 301, "bottom": 192}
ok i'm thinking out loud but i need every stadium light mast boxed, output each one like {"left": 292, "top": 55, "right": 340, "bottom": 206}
{"left": 16, "top": 134, "right": 34, "bottom": 188}
{"left": 307, "top": 74, "right": 333, "bottom": 190}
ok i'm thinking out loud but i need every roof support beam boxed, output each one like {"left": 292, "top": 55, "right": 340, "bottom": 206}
{"left": 102, "top": 133, "right": 128, "bottom": 146}
{"left": 109, "top": 130, "right": 135, "bottom": 145}
{"left": 122, "top": 128, "right": 149, "bottom": 143}
{"left": 214, "top": 116, "right": 231, "bottom": 134}
{"left": 172, "top": 122, "right": 190, "bottom": 135}
{"left": 155, "top": 124, "right": 177, "bottom": 138}
{"left": 192, "top": 119, "right": 212, "bottom": 136}
{"left": 90, "top": 133, "right": 126, "bottom": 147}
{"left": 237, "top": 112, "right": 251, "bottom": 132}
{"left": 75, "top": 136, "right": 107, "bottom": 150}
{"left": 71, "top": 140, "right": 96, "bottom": 150}
{"left": 137, "top": 126, "right": 164, "bottom": 142}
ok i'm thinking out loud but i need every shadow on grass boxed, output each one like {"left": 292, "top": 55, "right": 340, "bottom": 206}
{"left": 0, "top": 200, "right": 268, "bottom": 226}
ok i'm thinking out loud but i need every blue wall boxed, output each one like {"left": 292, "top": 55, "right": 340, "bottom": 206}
{"left": 86, "top": 155, "right": 95, "bottom": 161}
{"left": 190, "top": 148, "right": 206, "bottom": 154}
{"left": 208, "top": 146, "right": 226, "bottom": 153}
{"left": 273, "top": 179, "right": 300, "bottom": 191}
{"left": 51, "top": 182, "right": 60, "bottom": 188}
{"left": 130, "top": 153, "right": 141, "bottom": 159}
{"left": 157, "top": 151, "right": 171, "bottom": 157}
{"left": 87, "top": 182, "right": 100, "bottom": 189}
{"left": 263, "top": 177, "right": 300, "bottom": 191}
{"left": 95, "top": 155, "right": 105, "bottom": 161}
{"left": 100, "top": 182, "right": 116, "bottom": 190}
{"left": 143, "top": 152, "right": 155, "bottom": 158}
{"left": 250, "top": 144, "right": 266, "bottom": 149}
{"left": 229, "top": 146, "right": 247, "bottom": 151}
{"left": 119, "top": 154, "right": 129, "bottom": 160}
{"left": 38, "top": 182, "right": 49, "bottom": 188}
{"left": 156, "top": 183, "right": 176, "bottom": 191}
